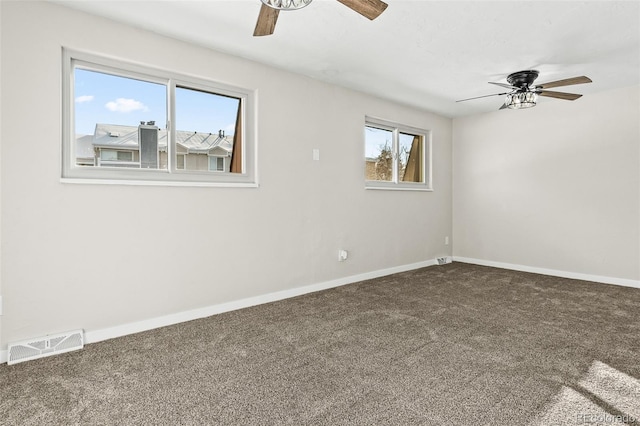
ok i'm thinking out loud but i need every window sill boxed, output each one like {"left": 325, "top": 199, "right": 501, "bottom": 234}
{"left": 60, "top": 177, "right": 259, "bottom": 188}
{"left": 365, "top": 183, "right": 433, "bottom": 192}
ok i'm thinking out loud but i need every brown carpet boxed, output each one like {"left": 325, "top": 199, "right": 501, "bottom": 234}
{"left": 1, "top": 263, "right": 639, "bottom": 425}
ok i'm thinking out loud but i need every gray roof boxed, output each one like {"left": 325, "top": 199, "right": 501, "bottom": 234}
{"left": 76, "top": 134, "right": 95, "bottom": 159}
{"left": 91, "top": 124, "right": 233, "bottom": 154}
{"left": 175, "top": 129, "right": 232, "bottom": 154}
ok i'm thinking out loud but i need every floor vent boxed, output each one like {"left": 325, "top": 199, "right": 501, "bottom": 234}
{"left": 436, "top": 257, "right": 452, "bottom": 265}
{"left": 7, "top": 330, "right": 84, "bottom": 365}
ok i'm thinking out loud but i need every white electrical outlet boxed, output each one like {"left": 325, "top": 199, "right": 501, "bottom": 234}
{"left": 445, "top": 236, "right": 449, "bottom": 245}
{"left": 0, "top": 294, "right": 3, "bottom": 316}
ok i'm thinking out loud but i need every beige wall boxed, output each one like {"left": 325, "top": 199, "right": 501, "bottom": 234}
{"left": 453, "top": 85, "right": 640, "bottom": 281}
{"left": 0, "top": 2, "right": 452, "bottom": 349}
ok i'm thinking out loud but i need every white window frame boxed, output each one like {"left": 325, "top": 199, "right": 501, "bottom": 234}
{"left": 364, "top": 116, "right": 432, "bottom": 191}
{"left": 61, "top": 48, "right": 258, "bottom": 187}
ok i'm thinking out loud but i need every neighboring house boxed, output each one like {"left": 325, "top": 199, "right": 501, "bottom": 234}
{"left": 75, "top": 134, "right": 95, "bottom": 166}
{"left": 80, "top": 123, "right": 234, "bottom": 172}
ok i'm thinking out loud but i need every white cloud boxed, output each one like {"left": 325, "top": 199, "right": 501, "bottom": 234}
{"left": 105, "top": 98, "right": 149, "bottom": 113}
{"left": 75, "top": 95, "right": 94, "bottom": 103}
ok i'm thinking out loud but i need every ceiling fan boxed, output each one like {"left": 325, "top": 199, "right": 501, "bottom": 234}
{"left": 254, "top": 0, "right": 388, "bottom": 36}
{"left": 457, "top": 70, "right": 592, "bottom": 110}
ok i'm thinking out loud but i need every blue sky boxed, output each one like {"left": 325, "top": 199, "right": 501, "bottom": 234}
{"left": 365, "top": 126, "right": 392, "bottom": 158}
{"left": 74, "top": 68, "right": 239, "bottom": 136}
{"left": 365, "top": 126, "right": 418, "bottom": 166}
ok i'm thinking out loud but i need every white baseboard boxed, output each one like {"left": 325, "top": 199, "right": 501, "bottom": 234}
{"left": 83, "top": 259, "right": 436, "bottom": 347}
{"left": 3, "top": 256, "right": 635, "bottom": 364}
{"left": 0, "top": 259, "right": 436, "bottom": 364}
{"left": 453, "top": 256, "right": 640, "bottom": 289}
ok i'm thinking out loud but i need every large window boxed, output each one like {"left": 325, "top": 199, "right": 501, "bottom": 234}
{"left": 364, "top": 117, "right": 432, "bottom": 190}
{"left": 62, "top": 49, "right": 257, "bottom": 186}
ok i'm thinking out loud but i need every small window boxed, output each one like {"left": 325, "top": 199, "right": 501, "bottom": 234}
{"left": 209, "top": 156, "right": 225, "bottom": 172}
{"left": 100, "top": 150, "right": 134, "bottom": 162}
{"left": 62, "top": 48, "right": 257, "bottom": 187}
{"left": 364, "top": 117, "right": 431, "bottom": 191}
{"left": 98, "top": 149, "right": 136, "bottom": 167}
{"left": 117, "top": 151, "right": 134, "bottom": 162}
{"left": 176, "top": 154, "right": 185, "bottom": 170}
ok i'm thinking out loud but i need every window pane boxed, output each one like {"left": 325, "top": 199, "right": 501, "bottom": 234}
{"left": 365, "top": 126, "right": 393, "bottom": 181}
{"left": 100, "top": 150, "right": 117, "bottom": 161}
{"left": 175, "top": 86, "right": 240, "bottom": 173}
{"left": 117, "top": 151, "right": 133, "bottom": 161}
{"left": 209, "top": 156, "right": 224, "bottom": 172}
{"left": 74, "top": 68, "right": 167, "bottom": 169}
{"left": 399, "top": 132, "right": 424, "bottom": 183}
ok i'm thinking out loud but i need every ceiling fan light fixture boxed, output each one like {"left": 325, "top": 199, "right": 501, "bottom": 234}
{"left": 260, "top": 0, "right": 312, "bottom": 10}
{"left": 505, "top": 91, "right": 538, "bottom": 109}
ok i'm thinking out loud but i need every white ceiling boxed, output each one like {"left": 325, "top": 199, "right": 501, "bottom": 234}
{"left": 52, "top": 0, "right": 640, "bottom": 118}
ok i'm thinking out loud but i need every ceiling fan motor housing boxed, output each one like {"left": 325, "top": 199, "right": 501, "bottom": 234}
{"left": 507, "top": 70, "right": 539, "bottom": 89}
